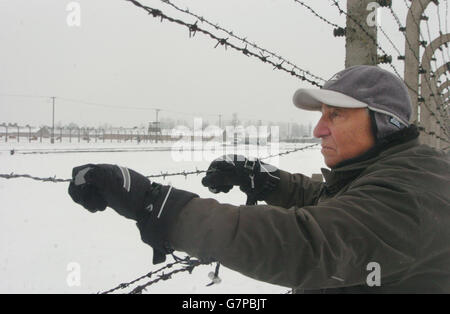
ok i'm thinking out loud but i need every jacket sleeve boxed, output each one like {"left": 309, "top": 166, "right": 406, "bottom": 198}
{"left": 168, "top": 175, "right": 421, "bottom": 290}
{"left": 263, "top": 169, "right": 324, "bottom": 208}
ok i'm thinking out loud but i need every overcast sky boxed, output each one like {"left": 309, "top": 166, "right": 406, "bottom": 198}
{"left": 0, "top": 0, "right": 448, "bottom": 128}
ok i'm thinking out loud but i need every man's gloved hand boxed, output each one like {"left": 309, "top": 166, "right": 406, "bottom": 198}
{"left": 68, "top": 164, "right": 198, "bottom": 264}
{"left": 201, "top": 155, "right": 280, "bottom": 203}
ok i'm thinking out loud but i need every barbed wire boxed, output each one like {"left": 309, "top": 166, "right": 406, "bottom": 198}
{"left": 99, "top": 255, "right": 207, "bottom": 294}
{"left": 336, "top": 0, "right": 448, "bottom": 138}
{"left": 378, "top": 25, "right": 402, "bottom": 56}
{"left": 0, "top": 143, "right": 318, "bottom": 293}
{"left": 260, "top": 143, "right": 319, "bottom": 160}
{"left": 418, "top": 3, "right": 450, "bottom": 127}
{"left": 0, "top": 173, "right": 71, "bottom": 183}
{"left": 387, "top": 4, "right": 450, "bottom": 137}
{"left": 96, "top": 144, "right": 319, "bottom": 294}
{"left": 418, "top": 125, "right": 450, "bottom": 144}
{"left": 400, "top": 0, "right": 430, "bottom": 45}
{"left": 436, "top": 1, "right": 449, "bottom": 65}
{"left": 329, "top": 0, "right": 409, "bottom": 91}
{"left": 341, "top": 1, "right": 449, "bottom": 137}
{"left": 124, "top": 0, "right": 323, "bottom": 87}
{"left": 292, "top": 0, "right": 342, "bottom": 29}
{"left": 446, "top": 0, "right": 450, "bottom": 60}
{"left": 415, "top": 0, "right": 450, "bottom": 129}
{"left": 159, "top": 0, "right": 326, "bottom": 83}
{"left": 420, "top": 13, "right": 450, "bottom": 136}
{"left": 431, "top": 3, "right": 450, "bottom": 125}
{"left": 385, "top": 6, "right": 427, "bottom": 67}
{"left": 0, "top": 144, "right": 319, "bottom": 183}
{"left": 420, "top": 100, "right": 450, "bottom": 138}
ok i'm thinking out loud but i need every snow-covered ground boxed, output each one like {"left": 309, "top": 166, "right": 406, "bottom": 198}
{"left": 0, "top": 140, "right": 325, "bottom": 294}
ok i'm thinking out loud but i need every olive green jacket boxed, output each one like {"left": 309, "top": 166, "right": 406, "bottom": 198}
{"left": 168, "top": 127, "right": 450, "bottom": 293}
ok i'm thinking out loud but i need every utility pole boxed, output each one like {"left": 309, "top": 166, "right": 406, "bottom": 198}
{"left": 149, "top": 109, "right": 162, "bottom": 143}
{"left": 218, "top": 114, "right": 222, "bottom": 129}
{"left": 51, "top": 96, "right": 56, "bottom": 144}
{"left": 155, "top": 108, "right": 160, "bottom": 124}
{"left": 1, "top": 123, "right": 8, "bottom": 143}
{"left": 26, "top": 124, "right": 31, "bottom": 142}
{"left": 155, "top": 109, "right": 160, "bottom": 143}
{"left": 345, "top": 0, "right": 378, "bottom": 68}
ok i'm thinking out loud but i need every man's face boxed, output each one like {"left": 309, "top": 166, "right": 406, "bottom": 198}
{"left": 313, "top": 104, "right": 375, "bottom": 168}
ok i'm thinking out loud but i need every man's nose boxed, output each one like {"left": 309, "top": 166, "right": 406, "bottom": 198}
{"left": 313, "top": 117, "right": 331, "bottom": 138}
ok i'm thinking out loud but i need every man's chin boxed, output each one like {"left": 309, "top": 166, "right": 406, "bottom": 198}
{"left": 323, "top": 156, "right": 339, "bottom": 169}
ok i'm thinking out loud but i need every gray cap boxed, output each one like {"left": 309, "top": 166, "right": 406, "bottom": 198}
{"left": 293, "top": 65, "right": 412, "bottom": 139}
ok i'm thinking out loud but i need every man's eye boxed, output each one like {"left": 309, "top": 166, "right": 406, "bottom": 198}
{"left": 329, "top": 111, "right": 339, "bottom": 119}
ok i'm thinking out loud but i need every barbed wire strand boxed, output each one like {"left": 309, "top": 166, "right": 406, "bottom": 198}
{"left": 432, "top": 2, "right": 450, "bottom": 125}
{"left": 378, "top": 25, "right": 402, "bottom": 56}
{"left": 0, "top": 143, "right": 318, "bottom": 294}
{"left": 390, "top": 0, "right": 450, "bottom": 135}
{"left": 416, "top": 2, "right": 450, "bottom": 130}
{"left": 329, "top": 1, "right": 411, "bottom": 90}
{"left": 423, "top": 8, "right": 446, "bottom": 122}
{"left": 334, "top": 0, "right": 449, "bottom": 141}
{"left": 436, "top": 1, "right": 449, "bottom": 65}
{"left": 292, "top": 0, "right": 342, "bottom": 29}
{"left": 0, "top": 144, "right": 320, "bottom": 183}
{"left": 96, "top": 144, "right": 318, "bottom": 294}
{"left": 127, "top": 258, "right": 206, "bottom": 294}
{"left": 344, "top": 2, "right": 450, "bottom": 138}
{"left": 415, "top": 0, "right": 450, "bottom": 131}
{"left": 0, "top": 173, "right": 71, "bottom": 183}
{"left": 401, "top": 0, "right": 430, "bottom": 44}
{"left": 100, "top": 255, "right": 207, "bottom": 294}
{"left": 446, "top": 0, "right": 450, "bottom": 60}
{"left": 159, "top": 0, "right": 326, "bottom": 83}
{"left": 123, "top": 0, "right": 323, "bottom": 87}
{"left": 387, "top": 4, "right": 449, "bottom": 137}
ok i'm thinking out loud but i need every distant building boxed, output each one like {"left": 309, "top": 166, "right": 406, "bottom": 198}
{"left": 35, "top": 126, "right": 51, "bottom": 138}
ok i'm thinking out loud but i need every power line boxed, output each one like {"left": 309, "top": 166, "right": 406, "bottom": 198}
{"left": 0, "top": 93, "right": 50, "bottom": 99}
{"left": 0, "top": 94, "right": 226, "bottom": 119}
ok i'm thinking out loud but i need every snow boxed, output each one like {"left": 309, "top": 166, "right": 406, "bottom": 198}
{"left": 0, "top": 139, "right": 325, "bottom": 294}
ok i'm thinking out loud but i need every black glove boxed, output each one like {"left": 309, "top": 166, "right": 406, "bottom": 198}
{"left": 201, "top": 155, "right": 280, "bottom": 204}
{"left": 68, "top": 164, "right": 198, "bottom": 264}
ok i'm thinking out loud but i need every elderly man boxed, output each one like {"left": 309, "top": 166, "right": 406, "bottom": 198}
{"left": 68, "top": 65, "right": 450, "bottom": 293}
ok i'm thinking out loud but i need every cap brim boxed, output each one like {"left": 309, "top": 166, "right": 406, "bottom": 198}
{"left": 293, "top": 89, "right": 369, "bottom": 111}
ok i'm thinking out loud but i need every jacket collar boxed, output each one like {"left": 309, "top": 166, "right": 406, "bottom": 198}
{"left": 320, "top": 125, "right": 420, "bottom": 195}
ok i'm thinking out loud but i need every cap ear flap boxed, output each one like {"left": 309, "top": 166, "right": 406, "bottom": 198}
{"left": 368, "top": 109, "right": 379, "bottom": 142}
